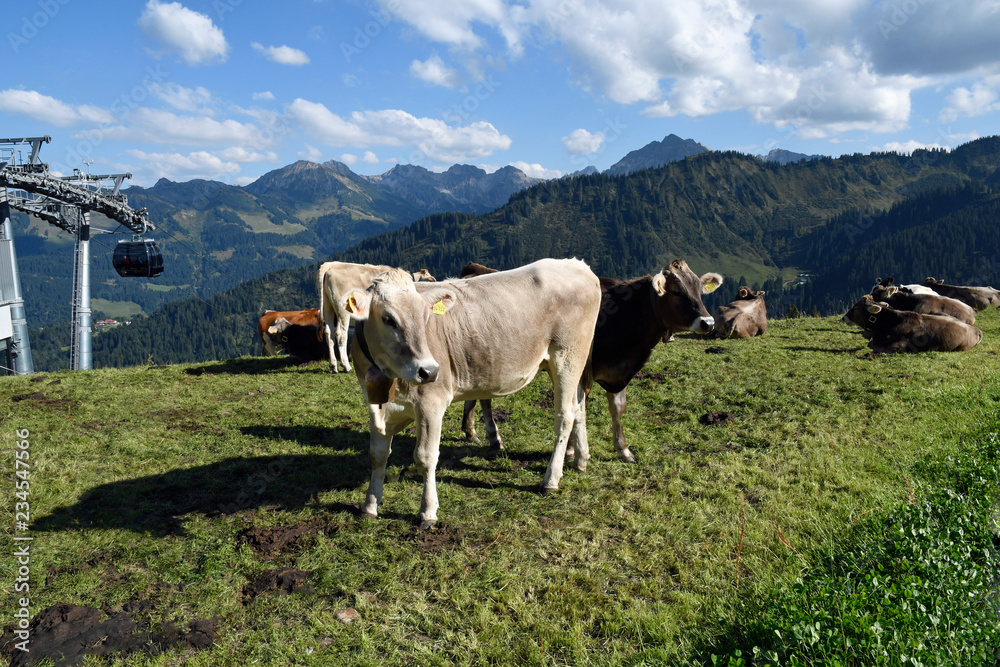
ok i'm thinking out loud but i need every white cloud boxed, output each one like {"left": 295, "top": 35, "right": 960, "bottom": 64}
{"left": 562, "top": 129, "right": 605, "bottom": 155}
{"left": 253, "top": 91, "right": 276, "bottom": 101}
{"left": 125, "top": 149, "right": 240, "bottom": 183}
{"left": 150, "top": 82, "right": 213, "bottom": 113}
{"left": 411, "top": 55, "right": 462, "bottom": 87}
{"left": 251, "top": 43, "right": 311, "bottom": 66}
{"left": 298, "top": 144, "right": 324, "bottom": 161}
{"left": 509, "top": 161, "right": 561, "bottom": 179}
{"left": 0, "top": 89, "right": 102, "bottom": 127}
{"left": 361, "top": 150, "right": 379, "bottom": 164}
{"left": 218, "top": 146, "right": 278, "bottom": 163}
{"left": 287, "top": 99, "right": 512, "bottom": 163}
{"left": 940, "top": 82, "right": 1000, "bottom": 122}
{"left": 99, "top": 108, "right": 271, "bottom": 148}
{"left": 138, "top": 0, "right": 229, "bottom": 66}
{"left": 340, "top": 153, "right": 358, "bottom": 165}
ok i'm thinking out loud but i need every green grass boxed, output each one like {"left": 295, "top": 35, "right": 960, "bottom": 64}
{"left": 2, "top": 311, "right": 998, "bottom": 666}
{"left": 91, "top": 299, "right": 145, "bottom": 320}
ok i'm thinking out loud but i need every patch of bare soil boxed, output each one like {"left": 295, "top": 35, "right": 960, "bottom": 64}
{"left": 491, "top": 407, "right": 512, "bottom": 423}
{"left": 10, "top": 392, "right": 72, "bottom": 410}
{"left": 0, "top": 603, "right": 219, "bottom": 667}
{"left": 633, "top": 370, "right": 666, "bottom": 382}
{"left": 242, "top": 568, "right": 314, "bottom": 602}
{"left": 405, "top": 521, "right": 466, "bottom": 552}
{"left": 699, "top": 411, "right": 735, "bottom": 426}
{"left": 235, "top": 519, "right": 341, "bottom": 558}
{"left": 705, "top": 346, "right": 726, "bottom": 354}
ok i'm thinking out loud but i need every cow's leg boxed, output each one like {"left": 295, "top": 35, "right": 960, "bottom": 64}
{"left": 461, "top": 400, "right": 479, "bottom": 442}
{"left": 481, "top": 399, "right": 504, "bottom": 455}
{"left": 607, "top": 388, "right": 636, "bottom": 463}
{"left": 360, "top": 405, "right": 411, "bottom": 520}
{"left": 540, "top": 359, "right": 589, "bottom": 492}
{"left": 335, "top": 316, "right": 352, "bottom": 373}
{"left": 413, "top": 400, "right": 448, "bottom": 529}
{"left": 323, "top": 321, "right": 337, "bottom": 369}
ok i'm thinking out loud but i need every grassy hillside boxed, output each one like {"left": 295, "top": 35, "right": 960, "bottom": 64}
{"left": 2, "top": 312, "right": 998, "bottom": 665}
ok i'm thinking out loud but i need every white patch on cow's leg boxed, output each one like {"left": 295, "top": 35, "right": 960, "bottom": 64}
{"left": 461, "top": 400, "right": 479, "bottom": 442}
{"left": 570, "top": 384, "right": 590, "bottom": 472}
{"left": 607, "top": 388, "right": 635, "bottom": 463}
{"left": 481, "top": 399, "right": 504, "bottom": 454}
{"left": 413, "top": 403, "right": 446, "bottom": 529}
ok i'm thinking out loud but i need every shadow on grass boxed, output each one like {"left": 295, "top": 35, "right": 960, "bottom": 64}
{"left": 33, "top": 447, "right": 370, "bottom": 537}
{"left": 183, "top": 357, "right": 328, "bottom": 375}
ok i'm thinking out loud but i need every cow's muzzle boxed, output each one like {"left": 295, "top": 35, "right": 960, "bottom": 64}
{"left": 692, "top": 316, "right": 714, "bottom": 333}
{"left": 403, "top": 359, "right": 440, "bottom": 385}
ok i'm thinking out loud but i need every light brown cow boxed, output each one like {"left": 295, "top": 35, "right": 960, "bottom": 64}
{"left": 712, "top": 287, "right": 767, "bottom": 338}
{"left": 318, "top": 261, "right": 435, "bottom": 372}
{"left": 257, "top": 308, "right": 322, "bottom": 356}
{"left": 922, "top": 278, "right": 1000, "bottom": 311}
{"left": 341, "top": 258, "right": 602, "bottom": 528}
{"left": 843, "top": 295, "right": 983, "bottom": 353}
{"left": 871, "top": 284, "right": 976, "bottom": 324}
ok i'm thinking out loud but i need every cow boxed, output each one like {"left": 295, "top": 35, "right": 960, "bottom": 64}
{"left": 463, "top": 259, "right": 723, "bottom": 464}
{"left": 257, "top": 308, "right": 322, "bottom": 356}
{"left": 871, "top": 284, "right": 976, "bottom": 324}
{"left": 318, "top": 261, "right": 436, "bottom": 372}
{"left": 266, "top": 318, "right": 327, "bottom": 364}
{"left": 340, "top": 258, "right": 602, "bottom": 528}
{"left": 712, "top": 287, "right": 767, "bottom": 338}
{"left": 873, "top": 277, "right": 937, "bottom": 296}
{"left": 922, "top": 277, "right": 1000, "bottom": 311}
{"left": 843, "top": 295, "right": 983, "bottom": 353}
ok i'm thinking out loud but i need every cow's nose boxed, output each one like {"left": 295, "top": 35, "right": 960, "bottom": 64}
{"left": 693, "top": 316, "right": 714, "bottom": 333}
{"left": 416, "top": 364, "right": 439, "bottom": 384}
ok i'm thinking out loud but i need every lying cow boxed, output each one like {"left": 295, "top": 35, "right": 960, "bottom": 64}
{"left": 712, "top": 287, "right": 767, "bottom": 338}
{"left": 267, "top": 318, "right": 327, "bottom": 364}
{"left": 464, "top": 260, "right": 723, "bottom": 464}
{"left": 318, "top": 261, "right": 435, "bottom": 372}
{"left": 258, "top": 308, "right": 322, "bottom": 356}
{"left": 874, "top": 277, "right": 938, "bottom": 296}
{"left": 871, "top": 284, "right": 976, "bottom": 324}
{"left": 341, "top": 258, "right": 602, "bottom": 528}
{"left": 843, "top": 295, "right": 983, "bottom": 353}
{"left": 923, "top": 278, "right": 1000, "bottom": 311}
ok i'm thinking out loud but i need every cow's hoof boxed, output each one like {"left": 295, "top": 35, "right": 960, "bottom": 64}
{"left": 486, "top": 446, "right": 506, "bottom": 460}
{"left": 574, "top": 459, "right": 589, "bottom": 473}
{"left": 539, "top": 485, "right": 560, "bottom": 496}
{"left": 358, "top": 511, "right": 378, "bottom": 521}
{"left": 618, "top": 450, "right": 637, "bottom": 464}
{"left": 464, "top": 433, "right": 481, "bottom": 444}
{"left": 417, "top": 518, "right": 436, "bottom": 530}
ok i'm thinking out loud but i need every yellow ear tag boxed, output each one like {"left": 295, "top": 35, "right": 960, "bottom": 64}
{"left": 704, "top": 281, "right": 718, "bottom": 293}
{"left": 345, "top": 294, "right": 358, "bottom": 314}
{"left": 432, "top": 300, "right": 446, "bottom": 315}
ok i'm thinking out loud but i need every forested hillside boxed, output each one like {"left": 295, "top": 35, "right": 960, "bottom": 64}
{"left": 29, "top": 137, "right": 1000, "bottom": 370}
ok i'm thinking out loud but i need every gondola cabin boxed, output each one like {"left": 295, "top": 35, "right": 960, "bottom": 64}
{"left": 113, "top": 239, "right": 163, "bottom": 278}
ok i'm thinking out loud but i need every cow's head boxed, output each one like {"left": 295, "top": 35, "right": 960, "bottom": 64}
{"left": 871, "top": 284, "right": 899, "bottom": 301}
{"left": 843, "top": 294, "right": 885, "bottom": 327}
{"left": 651, "top": 260, "right": 723, "bottom": 334}
{"left": 341, "top": 269, "right": 456, "bottom": 384}
{"left": 412, "top": 269, "right": 437, "bottom": 283}
{"left": 736, "top": 286, "right": 765, "bottom": 301}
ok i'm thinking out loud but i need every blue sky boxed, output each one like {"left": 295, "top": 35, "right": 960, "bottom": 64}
{"left": 3, "top": 0, "right": 1000, "bottom": 187}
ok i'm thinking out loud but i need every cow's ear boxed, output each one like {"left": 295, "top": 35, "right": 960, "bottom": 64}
{"left": 341, "top": 289, "right": 371, "bottom": 321}
{"left": 867, "top": 304, "right": 882, "bottom": 314}
{"left": 423, "top": 288, "right": 457, "bottom": 314}
{"left": 886, "top": 286, "right": 899, "bottom": 297}
{"left": 701, "top": 272, "right": 723, "bottom": 294}
{"left": 652, "top": 273, "right": 668, "bottom": 296}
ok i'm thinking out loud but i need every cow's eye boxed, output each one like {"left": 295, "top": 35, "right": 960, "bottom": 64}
{"left": 382, "top": 314, "right": 397, "bottom": 329}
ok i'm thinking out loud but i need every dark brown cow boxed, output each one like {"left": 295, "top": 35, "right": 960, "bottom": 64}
{"left": 843, "top": 295, "right": 983, "bottom": 353}
{"left": 922, "top": 278, "right": 1000, "bottom": 311}
{"left": 712, "top": 287, "right": 767, "bottom": 338}
{"left": 466, "top": 259, "right": 723, "bottom": 463}
{"left": 258, "top": 308, "right": 322, "bottom": 356}
{"left": 871, "top": 284, "right": 976, "bottom": 324}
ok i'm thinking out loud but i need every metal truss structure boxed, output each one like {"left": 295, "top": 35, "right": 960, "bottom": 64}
{"left": 0, "top": 135, "right": 156, "bottom": 372}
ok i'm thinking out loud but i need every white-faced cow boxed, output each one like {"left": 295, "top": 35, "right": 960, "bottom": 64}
{"left": 843, "top": 295, "right": 983, "bottom": 353}
{"left": 318, "top": 261, "right": 435, "bottom": 372}
{"left": 922, "top": 278, "right": 1000, "bottom": 312}
{"left": 871, "top": 284, "right": 976, "bottom": 325}
{"left": 462, "top": 259, "right": 723, "bottom": 464}
{"left": 341, "top": 258, "right": 602, "bottom": 528}
{"left": 258, "top": 308, "right": 322, "bottom": 356}
{"left": 712, "top": 287, "right": 767, "bottom": 338}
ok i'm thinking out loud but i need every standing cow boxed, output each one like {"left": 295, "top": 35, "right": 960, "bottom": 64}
{"left": 712, "top": 287, "right": 767, "bottom": 338}
{"left": 463, "top": 260, "right": 723, "bottom": 464}
{"left": 456, "top": 262, "right": 503, "bottom": 449}
{"left": 341, "top": 258, "right": 602, "bottom": 528}
{"left": 318, "top": 261, "right": 435, "bottom": 372}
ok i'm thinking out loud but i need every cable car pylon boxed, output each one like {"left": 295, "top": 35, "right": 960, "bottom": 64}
{"left": 0, "top": 135, "right": 162, "bottom": 372}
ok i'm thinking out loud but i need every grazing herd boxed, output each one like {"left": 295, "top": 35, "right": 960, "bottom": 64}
{"left": 256, "top": 261, "right": 996, "bottom": 525}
